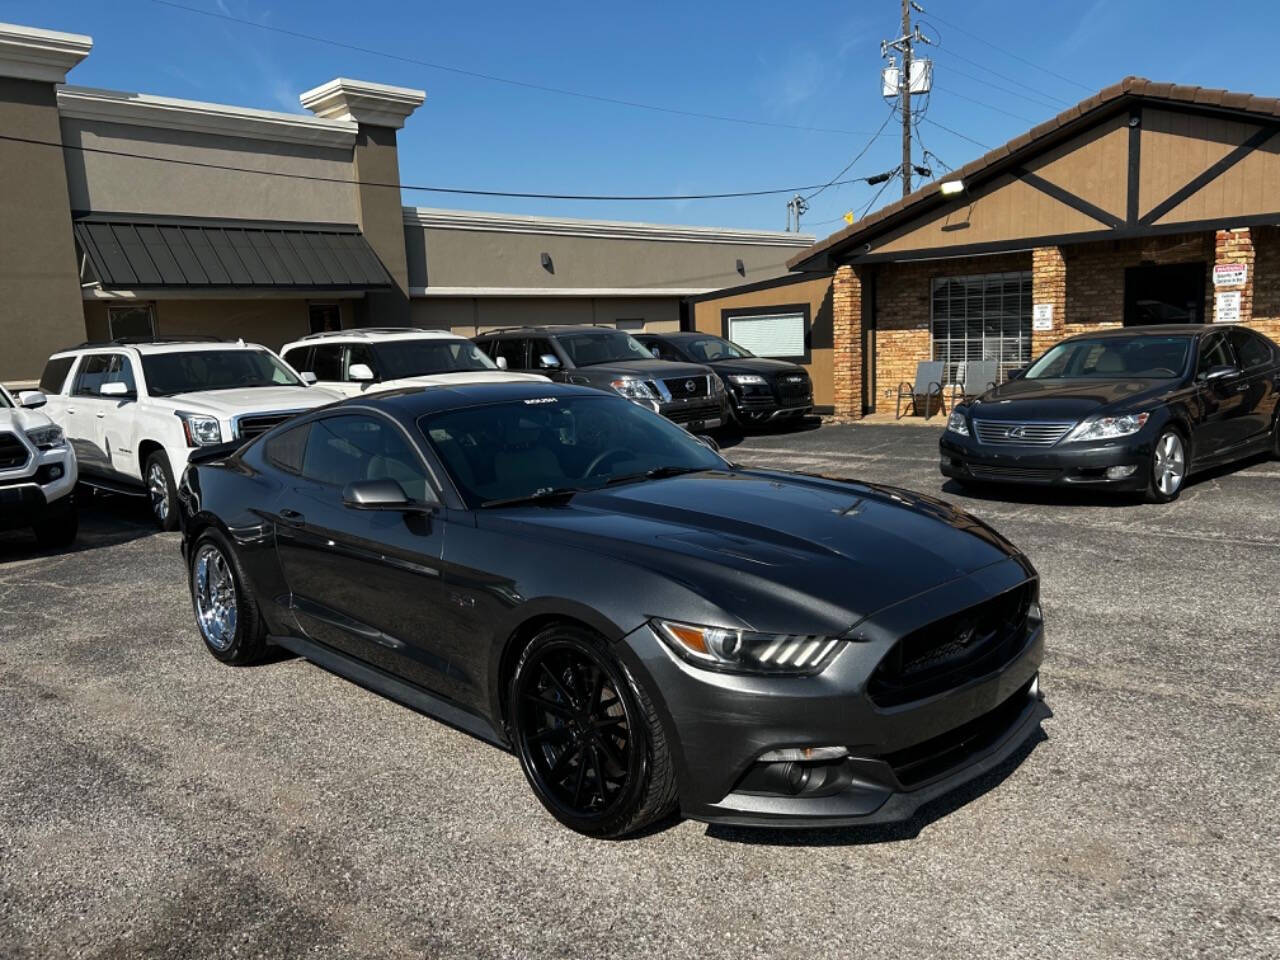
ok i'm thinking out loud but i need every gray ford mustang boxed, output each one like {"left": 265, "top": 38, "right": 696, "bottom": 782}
{"left": 178, "top": 382, "right": 1047, "bottom": 837}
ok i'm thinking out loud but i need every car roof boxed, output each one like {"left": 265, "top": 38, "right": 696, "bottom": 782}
{"left": 351, "top": 380, "right": 605, "bottom": 417}
{"left": 1060, "top": 324, "right": 1206, "bottom": 342}
{"left": 282, "top": 328, "right": 465, "bottom": 349}
{"left": 475, "top": 325, "right": 626, "bottom": 337}
{"left": 52, "top": 339, "right": 274, "bottom": 357}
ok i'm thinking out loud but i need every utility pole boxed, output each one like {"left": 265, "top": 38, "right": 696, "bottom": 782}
{"left": 881, "top": 2, "right": 932, "bottom": 198}
{"left": 900, "top": 0, "right": 912, "bottom": 198}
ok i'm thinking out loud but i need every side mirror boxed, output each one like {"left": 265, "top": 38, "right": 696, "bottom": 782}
{"left": 495, "top": 356, "right": 509, "bottom": 370}
{"left": 1204, "top": 364, "right": 1240, "bottom": 382}
{"left": 649, "top": 346, "right": 661, "bottom": 359}
{"left": 695, "top": 433, "right": 721, "bottom": 452}
{"left": 18, "top": 391, "right": 47, "bottom": 409}
{"left": 1006, "top": 368, "right": 1026, "bottom": 381}
{"left": 300, "top": 371, "right": 318, "bottom": 386}
{"left": 342, "top": 478, "right": 431, "bottom": 512}
{"left": 99, "top": 381, "right": 130, "bottom": 397}
{"left": 537, "top": 353, "right": 561, "bottom": 370}
{"left": 348, "top": 363, "right": 375, "bottom": 382}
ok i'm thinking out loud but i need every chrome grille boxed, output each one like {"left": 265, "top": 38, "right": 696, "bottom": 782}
{"left": 233, "top": 411, "right": 305, "bottom": 441}
{"left": 973, "top": 419, "right": 1075, "bottom": 447}
{"left": 0, "top": 432, "right": 29, "bottom": 470}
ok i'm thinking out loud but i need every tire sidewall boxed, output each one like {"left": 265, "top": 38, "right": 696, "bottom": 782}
{"left": 188, "top": 528, "right": 256, "bottom": 663}
{"left": 146, "top": 451, "right": 180, "bottom": 531}
{"left": 1147, "top": 428, "right": 1186, "bottom": 503}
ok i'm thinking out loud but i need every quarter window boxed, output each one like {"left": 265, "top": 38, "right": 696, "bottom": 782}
{"left": 301, "top": 415, "right": 431, "bottom": 502}
{"left": 264, "top": 423, "right": 310, "bottom": 474}
{"left": 1227, "top": 328, "right": 1273, "bottom": 369}
{"left": 931, "top": 272, "right": 1033, "bottom": 383}
{"left": 39, "top": 356, "right": 75, "bottom": 394}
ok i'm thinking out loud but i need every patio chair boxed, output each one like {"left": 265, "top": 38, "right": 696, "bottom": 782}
{"left": 946, "top": 360, "right": 1000, "bottom": 406}
{"left": 896, "top": 361, "right": 947, "bottom": 420}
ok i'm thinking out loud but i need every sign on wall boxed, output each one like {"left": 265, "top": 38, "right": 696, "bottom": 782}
{"left": 1214, "top": 291, "right": 1242, "bottom": 323}
{"left": 1032, "top": 303, "right": 1054, "bottom": 332}
{"left": 1212, "top": 263, "right": 1248, "bottom": 287}
{"left": 727, "top": 313, "right": 806, "bottom": 358}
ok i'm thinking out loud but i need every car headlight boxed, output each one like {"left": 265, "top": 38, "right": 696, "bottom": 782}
{"left": 176, "top": 411, "right": 224, "bottom": 447}
{"left": 609, "top": 378, "right": 657, "bottom": 402}
{"left": 26, "top": 424, "right": 65, "bottom": 450}
{"left": 727, "top": 374, "right": 768, "bottom": 386}
{"left": 653, "top": 618, "right": 845, "bottom": 676}
{"left": 1062, "top": 412, "right": 1150, "bottom": 443}
{"left": 945, "top": 410, "right": 970, "bottom": 437}
{"left": 709, "top": 373, "right": 726, "bottom": 394}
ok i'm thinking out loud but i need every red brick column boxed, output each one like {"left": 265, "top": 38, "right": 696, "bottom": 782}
{"left": 831, "top": 264, "right": 864, "bottom": 420}
{"left": 1031, "top": 247, "right": 1066, "bottom": 358}
{"left": 1213, "top": 228, "right": 1254, "bottom": 324}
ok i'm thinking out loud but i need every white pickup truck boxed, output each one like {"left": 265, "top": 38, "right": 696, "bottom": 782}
{"left": 0, "top": 384, "right": 78, "bottom": 548}
{"left": 36, "top": 338, "right": 341, "bottom": 530}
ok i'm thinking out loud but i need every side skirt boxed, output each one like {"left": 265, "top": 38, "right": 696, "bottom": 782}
{"left": 78, "top": 475, "right": 147, "bottom": 497}
{"left": 268, "top": 632, "right": 510, "bottom": 750}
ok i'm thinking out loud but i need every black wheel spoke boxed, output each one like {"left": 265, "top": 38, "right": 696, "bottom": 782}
{"left": 539, "top": 662, "right": 578, "bottom": 708}
{"left": 588, "top": 668, "right": 605, "bottom": 712}
{"left": 571, "top": 752, "right": 588, "bottom": 807}
{"left": 526, "top": 723, "right": 570, "bottom": 744}
{"left": 590, "top": 745, "right": 609, "bottom": 804}
{"left": 595, "top": 735, "right": 626, "bottom": 772}
{"left": 522, "top": 692, "right": 574, "bottom": 718}
{"left": 548, "top": 743, "right": 582, "bottom": 784}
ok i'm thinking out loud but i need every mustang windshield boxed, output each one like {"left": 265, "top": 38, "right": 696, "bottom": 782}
{"left": 418, "top": 394, "right": 726, "bottom": 507}
{"left": 142, "top": 350, "right": 304, "bottom": 396}
{"left": 378, "top": 339, "right": 497, "bottom": 378}
{"left": 1024, "top": 335, "right": 1192, "bottom": 380}
{"left": 681, "top": 336, "right": 752, "bottom": 362}
{"left": 557, "top": 331, "right": 654, "bottom": 367}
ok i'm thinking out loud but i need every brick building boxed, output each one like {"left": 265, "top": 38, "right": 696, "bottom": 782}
{"left": 691, "top": 77, "right": 1280, "bottom": 417}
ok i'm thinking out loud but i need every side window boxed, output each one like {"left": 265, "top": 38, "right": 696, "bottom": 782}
{"left": 489, "top": 337, "right": 527, "bottom": 370}
{"left": 527, "top": 337, "right": 558, "bottom": 369}
{"left": 301, "top": 415, "right": 431, "bottom": 502}
{"left": 344, "top": 343, "right": 378, "bottom": 380}
{"left": 104, "top": 354, "right": 137, "bottom": 395}
{"left": 72, "top": 354, "right": 113, "bottom": 396}
{"left": 264, "top": 422, "right": 310, "bottom": 474}
{"left": 39, "top": 356, "right": 75, "bottom": 394}
{"left": 653, "top": 339, "right": 684, "bottom": 362}
{"left": 310, "top": 344, "right": 343, "bottom": 381}
{"left": 1197, "top": 335, "right": 1235, "bottom": 376}
{"left": 1228, "top": 329, "right": 1273, "bottom": 369}
{"left": 282, "top": 346, "right": 312, "bottom": 374}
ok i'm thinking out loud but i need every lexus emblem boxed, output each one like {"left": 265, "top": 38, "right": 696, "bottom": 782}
{"left": 1006, "top": 426, "right": 1027, "bottom": 439}
{"left": 684, "top": 379, "right": 696, "bottom": 393}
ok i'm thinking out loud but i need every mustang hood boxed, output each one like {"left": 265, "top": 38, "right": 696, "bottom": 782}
{"left": 973, "top": 377, "right": 1174, "bottom": 421}
{"left": 483, "top": 470, "right": 1022, "bottom": 634}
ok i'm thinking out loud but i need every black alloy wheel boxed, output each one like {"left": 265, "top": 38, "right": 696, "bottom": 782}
{"left": 510, "top": 626, "right": 676, "bottom": 838}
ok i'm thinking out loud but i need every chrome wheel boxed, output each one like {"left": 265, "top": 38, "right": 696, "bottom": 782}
{"left": 1153, "top": 432, "right": 1185, "bottom": 496}
{"left": 148, "top": 461, "right": 170, "bottom": 523}
{"left": 193, "top": 542, "right": 238, "bottom": 651}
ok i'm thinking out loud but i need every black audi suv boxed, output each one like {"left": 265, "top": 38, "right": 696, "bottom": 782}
{"left": 633, "top": 332, "right": 814, "bottom": 429}
{"left": 178, "top": 382, "right": 1047, "bottom": 837}
{"left": 472, "top": 325, "right": 727, "bottom": 432}
{"left": 941, "top": 324, "right": 1280, "bottom": 502}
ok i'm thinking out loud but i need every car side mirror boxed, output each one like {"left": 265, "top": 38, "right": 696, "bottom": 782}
{"left": 348, "top": 363, "right": 375, "bottom": 382}
{"left": 1203, "top": 364, "right": 1240, "bottom": 382}
{"left": 18, "top": 391, "right": 47, "bottom": 409}
{"left": 299, "top": 371, "right": 318, "bottom": 385}
{"left": 1006, "top": 368, "right": 1026, "bottom": 381}
{"left": 342, "top": 478, "right": 433, "bottom": 512}
{"left": 537, "top": 353, "right": 561, "bottom": 370}
{"left": 695, "top": 434, "right": 720, "bottom": 453}
{"left": 99, "top": 381, "right": 130, "bottom": 397}
{"left": 495, "top": 356, "right": 509, "bottom": 370}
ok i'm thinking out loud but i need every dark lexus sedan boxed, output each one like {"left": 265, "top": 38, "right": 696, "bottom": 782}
{"left": 178, "top": 382, "right": 1047, "bottom": 837}
{"left": 941, "top": 324, "right": 1280, "bottom": 502}
{"left": 633, "top": 332, "right": 814, "bottom": 428}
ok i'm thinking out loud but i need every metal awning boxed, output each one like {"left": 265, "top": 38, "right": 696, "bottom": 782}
{"left": 73, "top": 213, "right": 392, "bottom": 291}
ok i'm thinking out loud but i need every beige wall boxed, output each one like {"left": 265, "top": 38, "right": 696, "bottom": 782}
{"left": 82, "top": 297, "right": 356, "bottom": 352}
{"left": 351, "top": 126, "right": 411, "bottom": 323}
{"left": 61, "top": 118, "right": 358, "bottom": 223}
{"left": 0, "top": 77, "right": 86, "bottom": 382}
{"left": 410, "top": 296, "right": 681, "bottom": 336}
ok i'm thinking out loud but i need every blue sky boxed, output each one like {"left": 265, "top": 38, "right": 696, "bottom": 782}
{"left": 7, "top": 0, "right": 1280, "bottom": 234}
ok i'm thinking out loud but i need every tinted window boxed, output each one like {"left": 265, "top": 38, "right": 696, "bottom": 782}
{"left": 73, "top": 354, "right": 113, "bottom": 396}
{"left": 1228, "top": 328, "right": 1273, "bottom": 369}
{"left": 140, "top": 350, "right": 303, "bottom": 396}
{"left": 301, "top": 415, "right": 431, "bottom": 502}
{"left": 376, "top": 339, "right": 497, "bottom": 378}
{"left": 640, "top": 338, "right": 685, "bottom": 362}
{"left": 104, "top": 354, "right": 137, "bottom": 394}
{"left": 39, "top": 356, "right": 75, "bottom": 394}
{"left": 528, "top": 338, "right": 559, "bottom": 369}
{"left": 309, "top": 345, "right": 343, "bottom": 381}
{"left": 486, "top": 337, "right": 527, "bottom": 370}
{"left": 557, "top": 331, "right": 653, "bottom": 367}
{"left": 1197, "top": 334, "right": 1235, "bottom": 376}
{"left": 264, "top": 423, "right": 310, "bottom": 474}
{"left": 282, "top": 346, "right": 312, "bottom": 373}
{"left": 682, "top": 336, "right": 751, "bottom": 362}
{"left": 418, "top": 394, "right": 725, "bottom": 508}
{"left": 1026, "top": 336, "right": 1192, "bottom": 380}
{"left": 345, "top": 343, "right": 378, "bottom": 379}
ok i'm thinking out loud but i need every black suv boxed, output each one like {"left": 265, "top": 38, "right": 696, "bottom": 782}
{"left": 473, "top": 326, "right": 727, "bottom": 431}
{"left": 634, "top": 332, "right": 813, "bottom": 429}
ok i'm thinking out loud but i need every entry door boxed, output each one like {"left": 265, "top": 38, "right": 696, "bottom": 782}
{"left": 1124, "top": 263, "right": 1206, "bottom": 326}
{"left": 64, "top": 354, "right": 114, "bottom": 472}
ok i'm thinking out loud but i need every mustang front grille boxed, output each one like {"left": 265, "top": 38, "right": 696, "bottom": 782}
{"left": 973, "top": 419, "right": 1075, "bottom": 446}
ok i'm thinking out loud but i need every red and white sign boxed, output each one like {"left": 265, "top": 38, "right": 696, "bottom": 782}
{"left": 1213, "top": 263, "right": 1248, "bottom": 287}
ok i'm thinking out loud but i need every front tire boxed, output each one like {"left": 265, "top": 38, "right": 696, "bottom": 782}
{"left": 146, "top": 451, "right": 179, "bottom": 531}
{"left": 509, "top": 625, "right": 677, "bottom": 838}
{"left": 1146, "top": 428, "right": 1187, "bottom": 503}
{"left": 189, "top": 528, "right": 267, "bottom": 665}
{"left": 33, "top": 503, "right": 78, "bottom": 549}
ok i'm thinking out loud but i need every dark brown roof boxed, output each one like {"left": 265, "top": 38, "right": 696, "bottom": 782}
{"left": 787, "top": 76, "right": 1280, "bottom": 271}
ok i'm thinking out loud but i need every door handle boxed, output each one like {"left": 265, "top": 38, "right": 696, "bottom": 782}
{"left": 278, "top": 508, "right": 305, "bottom": 525}
{"left": 96, "top": 410, "right": 107, "bottom": 418}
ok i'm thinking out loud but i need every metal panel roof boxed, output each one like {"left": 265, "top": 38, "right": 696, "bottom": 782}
{"left": 73, "top": 213, "right": 393, "bottom": 290}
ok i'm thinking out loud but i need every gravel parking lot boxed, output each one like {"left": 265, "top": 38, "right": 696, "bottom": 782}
{"left": 2, "top": 422, "right": 1278, "bottom": 959}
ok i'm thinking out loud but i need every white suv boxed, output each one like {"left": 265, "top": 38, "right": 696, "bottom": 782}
{"left": 279, "top": 328, "right": 548, "bottom": 397}
{"left": 0, "top": 384, "right": 78, "bottom": 548}
{"left": 37, "top": 338, "right": 342, "bottom": 530}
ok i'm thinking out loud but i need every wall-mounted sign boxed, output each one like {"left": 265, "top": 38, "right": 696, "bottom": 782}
{"left": 1213, "top": 263, "right": 1248, "bottom": 287}
{"left": 1032, "top": 303, "right": 1054, "bottom": 331}
{"left": 1214, "top": 290, "right": 1242, "bottom": 323}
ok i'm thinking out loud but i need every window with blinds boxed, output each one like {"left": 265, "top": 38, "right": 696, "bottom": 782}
{"left": 726, "top": 312, "right": 806, "bottom": 359}
{"left": 930, "top": 272, "right": 1032, "bottom": 384}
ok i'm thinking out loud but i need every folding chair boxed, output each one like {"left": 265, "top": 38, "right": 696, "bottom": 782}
{"left": 956, "top": 360, "right": 999, "bottom": 403}
{"left": 896, "top": 361, "right": 947, "bottom": 420}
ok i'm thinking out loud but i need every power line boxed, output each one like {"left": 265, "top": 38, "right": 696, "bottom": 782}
{"left": 858, "top": 169, "right": 900, "bottom": 220}
{"left": 0, "top": 131, "right": 894, "bottom": 202}
{"left": 145, "top": 0, "right": 894, "bottom": 140}
{"left": 921, "top": 10, "right": 1094, "bottom": 92}
{"left": 919, "top": 116, "right": 993, "bottom": 151}
{"left": 932, "top": 85, "right": 1037, "bottom": 124}
{"left": 804, "top": 108, "right": 898, "bottom": 203}
{"left": 936, "top": 61, "right": 1065, "bottom": 112}
{"left": 931, "top": 46, "right": 1071, "bottom": 106}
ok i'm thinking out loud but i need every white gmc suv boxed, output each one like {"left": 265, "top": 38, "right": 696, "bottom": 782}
{"left": 37, "top": 339, "right": 341, "bottom": 530}
{"left": 0, "top": 384, "right": 78, "bottom": 548}
{"left": 279, "top": 328, "right": 548, "bottom": 397}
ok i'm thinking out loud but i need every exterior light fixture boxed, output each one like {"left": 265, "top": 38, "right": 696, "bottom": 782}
{"left": 940, "top": 180, "right": 965, "bottom": 196}
{"left": 735, "top": 258, "right": 745, "bottom": 276}
{"left": 540, "top": 252, "right": 554, "bottom": 273}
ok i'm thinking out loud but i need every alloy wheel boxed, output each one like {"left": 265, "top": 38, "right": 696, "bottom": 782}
{"left": 148, "top": 461, "right": 170, "bottom": 523}
{"left": 1153, "top": 431, "right": 1185, "bottom": 497}
{"left": 514, "top": 641, "right": 637, "bottom": 820}
{"left": 193, "top": 542, "right": 238, "bottom": 651}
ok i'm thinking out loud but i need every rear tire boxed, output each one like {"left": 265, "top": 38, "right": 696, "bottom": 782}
{"left": 146, "top": 451, "right": 180, "bottom": 531}
{"left": 1146, "top": 428, "right": 1187, "bottom": 503}
{"left": 509, "top": 624, "right": 677, "bottom": 838}
{"left": 188, "top": 527, "right": 267, "bottom": 665}
{"left": 33, "top": 502, "right": 78, "bottom": 549}
{"left": 1272, "top": 413, "right": 1280, "bottom": 460}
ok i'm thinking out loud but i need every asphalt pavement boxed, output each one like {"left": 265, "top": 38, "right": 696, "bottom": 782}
{"left": 2, "top": 422, "right": 1278, "bottom": 959}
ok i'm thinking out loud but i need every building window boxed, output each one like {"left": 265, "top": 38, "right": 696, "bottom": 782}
{"left": 723, "top": 308, "right": 809, "bottom": 361}
{"left": 309, "top": 303, "right": 342, "bottom": 334}
{"left": 614, "top": 318, "right": 645, "bottom": 331}
{"left": 931, "top": 272, "right": 1032, "bottom": 383}
{"left": 108, "top": 304, "right": 155, "bottom": 341}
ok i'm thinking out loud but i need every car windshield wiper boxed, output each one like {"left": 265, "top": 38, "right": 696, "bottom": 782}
{"left": 603, "top": 465, "right": 707, "bottom": 487}
{"left": 480, "top": 486, "right": 587, "bottom": 509}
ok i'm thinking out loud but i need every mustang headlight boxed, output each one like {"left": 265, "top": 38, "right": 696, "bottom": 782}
{"left": 727, "top": 374, "right": 767, "bottom": 386}
{"left": 653, "top": 619, "right": 845, "bottom": 676}
{"left": 176, "top": 411, "right": 224, "bottom": 447}
{"left": 1063, "top": 412, "right": 1150, "bottom": 443}
{"left": 26, "top": 424, "right": 65, "bottom": 450}
{"left": 609, "top": 378, "right": 658, "bottom": 403}
{"left": 945, "top": 410, "right": 970, "bottom": 437}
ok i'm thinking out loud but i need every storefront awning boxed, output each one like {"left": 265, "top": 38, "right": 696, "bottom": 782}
{"left": 73, "top": 213, "right": 392, "bottom": 291}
